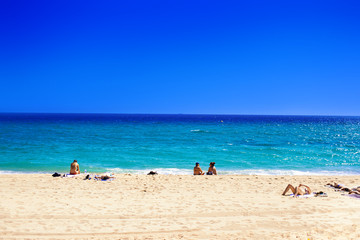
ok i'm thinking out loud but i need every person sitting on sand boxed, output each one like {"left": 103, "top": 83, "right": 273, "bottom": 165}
{"left": 70, "top": 160, "right": 80, "bottom": 175}
{"left": 206, "top": 162, "right": 217, "bottom": 175}
{"left": 282, "top": 184, "right": 311, "bottom": 197}
{"left": 194, "top": 162, "right": 205, "bottom": 175}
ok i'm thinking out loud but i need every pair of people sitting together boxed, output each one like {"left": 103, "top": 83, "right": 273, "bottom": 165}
{"left": 193, "top": 162, "right": 217, "bottom": 175}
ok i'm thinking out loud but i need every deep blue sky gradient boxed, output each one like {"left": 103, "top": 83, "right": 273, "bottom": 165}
{"left": 1, "top": 1, "right": 360, "bottom": 115}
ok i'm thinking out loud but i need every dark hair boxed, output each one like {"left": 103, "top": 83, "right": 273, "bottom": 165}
{"left": 210, "top": 162, "right": 215, "bottom": 166}
{"left": 73, "top": 160, "right": 77, "bottom": 162}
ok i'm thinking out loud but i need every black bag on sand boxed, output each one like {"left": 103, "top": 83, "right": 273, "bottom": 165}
{"left": 147, "top": 171, "right": 158, "bottom": 175}
{"left": 52, "top": 172, "right": 61, "bottom": 177}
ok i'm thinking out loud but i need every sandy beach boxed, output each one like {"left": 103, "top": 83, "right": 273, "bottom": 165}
{"left": 0, "top": 174, "right": 359, "bottom": 240}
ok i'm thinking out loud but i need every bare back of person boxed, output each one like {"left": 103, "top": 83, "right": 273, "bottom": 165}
{"left": 207, "top": 162, "right": 217, "bottom": 175}
{"left": 194, "top": 166, "right": 204, "bottom": 175}
{"left": 208, "top": 166, "right": 217, "bottom": 175}
{"left": 70, "top": 160, "right": 80, "bottom": 175}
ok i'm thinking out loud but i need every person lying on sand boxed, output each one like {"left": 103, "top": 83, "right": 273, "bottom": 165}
{"left": 349, "top": 189, "right": 360, "bottom": 194}
{"left": 326, "top": 183, "right": 360, "bottom": 194}
{"left": 206, "top": 162, "right": 217, "bottom": 175}
{"left": 194, "top": 162, "right": 205, "bottom": 175}
{"left": 94, "top": 175, "right": 115, "bottom": 181}
{"left": 70, "top": 160, "right": 80, "bottom": 175}
{"left": 326, "top": 182, "right": 345, "bottom": 190}
{"left": 351, "top": 186, "right": 360, "bottom": 194}
{"left": 326, "top": 182, "right": 352, "bottom": 192}
{"left": 282, "top": 184, "right": 311, "bottom": 197}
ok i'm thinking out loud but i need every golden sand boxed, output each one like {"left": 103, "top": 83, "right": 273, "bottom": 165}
{"left": 0, "top": 174, "right": 359, "bottom": 240}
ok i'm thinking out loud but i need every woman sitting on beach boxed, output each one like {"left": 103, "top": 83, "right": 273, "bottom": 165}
{"left": 70, "top": 160, "right": 80, "bottom": 175}
{"left": 206, "top": 162, "right": 217, "bottom": 175}
{"left": 282, "top": 184, "right": 311, "bottom": 197}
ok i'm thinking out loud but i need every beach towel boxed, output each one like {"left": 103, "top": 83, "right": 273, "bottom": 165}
{"left": 290, "top": 193, "right": 315, "bottom": 198}
{"left": 344, "top": 194, "right": 360, "bottom": 199}
{"left": 101, "top": 178, "right": 114, "bottom": 181}
{"left": 64, "top": 174, "right": 77, "bottom": 178}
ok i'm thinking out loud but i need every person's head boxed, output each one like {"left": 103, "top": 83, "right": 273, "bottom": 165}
{"left": 195, "top": 162, "right": 199, "bottom": 166}
{"left": 73, "top": 160, "right": 77, "bottom": 163}
{"left": 210, "top": 162, "right": 215, "bottom": 166}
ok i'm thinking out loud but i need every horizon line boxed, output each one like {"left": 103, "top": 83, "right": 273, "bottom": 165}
{"left": 0, "top": 112, "right": 359, "bottom": 118}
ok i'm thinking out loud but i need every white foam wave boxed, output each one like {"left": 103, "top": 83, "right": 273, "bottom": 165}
{"left": 0, "top": 170, "right": 48, "bottom": 174}
{"left": 190, "top": 129, "right": 201, "bottom": 132}
{"left": 1, "top": 168, "right": 358, "bottom": 176}
{"left": 190, "top": 129, "right": 209, "bottom": 133}
{"left": 218, "top": 169, "right": 359, "bottom": 176}
{"left": 105, "top": 168, "right": 193, "bottom": 175}
{"left": 105, "top": 168, "right": 359, "bottom": 176}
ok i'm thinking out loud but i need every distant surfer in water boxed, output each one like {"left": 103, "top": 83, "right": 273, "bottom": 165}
{"left": 194, "top": 162, "right": 205, "bottom": 175}
{"left": 70, "top": 160, "right": 80, "bottom": 175}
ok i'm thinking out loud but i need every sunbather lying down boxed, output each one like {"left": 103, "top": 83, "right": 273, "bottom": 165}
{"left": 282, "top": 184, "right": 311, "bottom": 197}
{"left": 326, "top": 182, "right": 360, "bottom": 194}
{"left": 94, "top": 175, "right": 115, "bottom": 180}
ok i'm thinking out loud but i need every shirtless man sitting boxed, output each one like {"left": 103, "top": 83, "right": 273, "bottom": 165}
{"left": 282, "top": 184, "right": 311, "bottom": 197}
{"left": 193, "top": 162, "right": 204, "bottom": 175}
{"left": 70, "top": 160, "right": 80, "bottom": 175}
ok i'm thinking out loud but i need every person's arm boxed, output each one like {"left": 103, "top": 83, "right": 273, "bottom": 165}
{"left": 213, "top": 167, "right": 217, "bottom": 175}
{"left": 77, "top": 164, "right": 80, "bottom": 173}
{"left": 299, "top": 184, "right": 311, "bottom": 194}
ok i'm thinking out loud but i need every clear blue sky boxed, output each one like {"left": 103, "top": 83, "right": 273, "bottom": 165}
{"left": 1, "top": 0, "right": 359, "bottom": 115}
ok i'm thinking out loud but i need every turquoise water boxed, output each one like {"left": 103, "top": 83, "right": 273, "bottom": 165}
{"left": 0, "top": 113, "right": 360, "bottom": 175}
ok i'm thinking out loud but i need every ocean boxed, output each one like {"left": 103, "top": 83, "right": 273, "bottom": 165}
{"left": 0, "top": 113, "right": 359, "bottom": 175}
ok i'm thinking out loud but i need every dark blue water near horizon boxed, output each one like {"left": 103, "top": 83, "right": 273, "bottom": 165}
{"left": 0, "top": 113, "right": 360, "bottom": 175}
{"left": 1, "top": 112, "right": 360, "bottom": 123}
